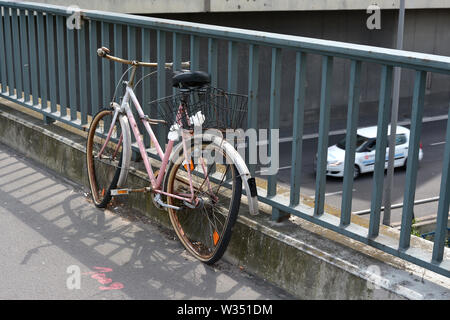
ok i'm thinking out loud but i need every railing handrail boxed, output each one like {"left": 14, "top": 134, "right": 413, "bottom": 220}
{"left": 2, "top": 0, "right": 450, "bottom": 74}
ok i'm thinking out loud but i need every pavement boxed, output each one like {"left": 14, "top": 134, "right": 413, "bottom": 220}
{"left": 0, "top": 142, "right": 295, "bottom": 300}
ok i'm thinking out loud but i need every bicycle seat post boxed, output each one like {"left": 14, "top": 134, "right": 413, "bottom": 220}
{"left": 128, "top": 65, "right": 138, "bottom": 88}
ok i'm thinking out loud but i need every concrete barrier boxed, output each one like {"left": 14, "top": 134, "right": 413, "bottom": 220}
{"left": 0, "top": 99, "right": 449, "bottom": 299}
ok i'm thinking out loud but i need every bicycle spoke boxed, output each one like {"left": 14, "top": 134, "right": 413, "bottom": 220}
{"left": 166, "top": 141, "right": 242, "bottom": 264}
{"left": 86, "top": 109, "right": 123, "bottom": 208}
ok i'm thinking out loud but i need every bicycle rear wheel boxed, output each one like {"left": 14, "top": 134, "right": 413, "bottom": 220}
{"left": 165, "top": 141, "right": 242, "bottom": 264}
{"left": 86, "top": 108, "right": 123, "bottom": 208}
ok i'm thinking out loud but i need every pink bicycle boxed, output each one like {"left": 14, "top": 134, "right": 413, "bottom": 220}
{"left": 86, "top": 47, "right": 258, "bottom": 264}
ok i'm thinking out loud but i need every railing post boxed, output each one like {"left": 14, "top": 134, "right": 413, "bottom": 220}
{"left": 247, "top": 44, "right": 259, "bottom": 176}
{"left": 11, "top": 8, "right": 23, "bottom": 100}
{"left": 4, "top": 7, "right": 15, "bottom": 96}
{"left": 37, "top": 11, "right": 55, "bottom": 124}
{"left": 267, "top": 47, "right": 281, "bottom": 198}
{"left": 314, "top": 55, "right": 334, "bottom": 217}
{"left": 56, "top": 15, "right": 67, "bottom": 118}
{"left": 101, "top": 21, "right": 110, "bottom": 110}
{"left": 36, "top": 12, "right": 47, "bottom": 108}
{"left": 432, "top": 107, "right": 450, "bottom": 263}
{"left": 0, "top": 6, "right": 7, "bottom": 93}
{"left": 289, "top": 51, "right": 307, "bottom": 207}
{"left": 227, "top": 41, "right": 238, "bottom": 94}
{"left": 89, "top": 19, "right": 99, "bottom": 116}
{"left": 78, "top": 18, "right": 87, "bottom": 125}
{"left": 27, "top": 10, "right": 39, "bottom": 106}
{"left": 142, "top": 28, "right": 151, "bottom": 147}
{"left": 190, "top": 35, "right": 199, "bottom": 71}
{"left": 268, "top": 47, "right": 284, "bottom": 221}
{"left": 68, "top": 19, "right": 78, "bottom": 120}
{"left": 399, "top": 70, "right": 427, "bottom": 249}
{"left": 19, "top": 9, "right": 30, "bottom": 103}
{"left": 368, "top": 65, "right": 393, "bottom": 238}
{"left": 46, "top": 13, "right": 57, "bottom": 114}
{"left": 157, "top": 30, "right": 167, "bottom": 149}
{"left": 208, "top": 38, "right": 218, "bottom": 88}
{"left": 340, "top": 60, "right": 362, "bottom": 226}
{"left": 113, "top": 24, "right": 123, "bottom": 101}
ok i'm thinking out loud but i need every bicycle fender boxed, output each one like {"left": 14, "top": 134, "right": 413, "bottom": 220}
{"left": 116, "top": 106, "right": 132, "bottom": 188}
{"left": 166, "top": 133, "right": 259, "bottom": 216}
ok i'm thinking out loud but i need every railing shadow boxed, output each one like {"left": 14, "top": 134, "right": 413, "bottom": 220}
{"left": 0, "top": 145, "right": 292, "bottom": 299}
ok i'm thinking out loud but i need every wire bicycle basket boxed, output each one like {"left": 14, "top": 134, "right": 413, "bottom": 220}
{"left": 148, "top": 87, "right": 248, "bottom": 132}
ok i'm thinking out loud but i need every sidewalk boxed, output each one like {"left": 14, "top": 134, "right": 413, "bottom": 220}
{"left": 0, "top": 142, "right": 294, "bottom": 300}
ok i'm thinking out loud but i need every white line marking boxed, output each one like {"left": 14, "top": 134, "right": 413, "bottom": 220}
{"left": 325, "top": 189, "right": 356, "bottom": 196}
{"left": 430, "top": 141, "right": 446, "bottom": 146}
{"left": 265, "top": 113, "right": 449, "bottom": 145}
{"left": 353, "top": 196, "right": 440, "bottom": 215}
{"left": 255, "top": 165, "right": 292, "bottom": 174}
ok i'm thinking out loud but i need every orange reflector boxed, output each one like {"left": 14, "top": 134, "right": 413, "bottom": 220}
{"left": 101, "top": 188, "right": 106, "bottom": 197}
{"left": 213, "top": 230, "right": 220, "bottom": 246}
{"left": 183, "top": 159, "right": 194, "bottom": 171}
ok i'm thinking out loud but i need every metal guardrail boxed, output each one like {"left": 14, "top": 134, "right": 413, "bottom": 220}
{"left": 0, "top": 0, "right": 448, "bottom": 277}
{"left": 421, "top": 229, "right": 450, "bottom": 248}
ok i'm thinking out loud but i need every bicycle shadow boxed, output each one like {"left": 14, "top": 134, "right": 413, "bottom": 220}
{"left": 0, "top": 145, "right": 292, "bottom": 300}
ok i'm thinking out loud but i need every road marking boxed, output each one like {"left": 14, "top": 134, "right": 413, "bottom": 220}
{"left": 265, "top": 113, "right": 450, "bottom": 145}
{"left": 325, "top": 189, "right": 356, "bottom": 196}
{"left": 255, "top": 165, "right": 292, "bottom": 174}
{"left": 430, "top": 141, "right": 446, "bottom": 146}
{"left": 353, "top": 195, "right": 440, "bottom": 215}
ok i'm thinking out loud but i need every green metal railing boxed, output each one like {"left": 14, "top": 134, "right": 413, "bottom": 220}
{"left": 0, "top": 0, "right": 448, "bottom": 277}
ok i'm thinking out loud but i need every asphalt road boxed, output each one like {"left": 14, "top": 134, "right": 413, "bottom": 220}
{"left": 0, "top": 142, "right": 294, "bottom": 300}
{"left": 255, "top": 116, "right": 448, "bottom": 224}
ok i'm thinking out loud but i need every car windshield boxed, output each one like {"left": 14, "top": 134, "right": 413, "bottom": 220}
{"left": 336, "top": 135, "right": 370, "bottom": 152}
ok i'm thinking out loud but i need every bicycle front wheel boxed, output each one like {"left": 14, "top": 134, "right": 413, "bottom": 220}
{"left": 165, "top": 141, "right": 242, "bottom": 264}
{"left": 86, "top": 108, "right": 123, "bottom": 208}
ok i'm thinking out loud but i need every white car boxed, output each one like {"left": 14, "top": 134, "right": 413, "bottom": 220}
{"left": 325, "top": 125, "right": 423, "bottom": 178}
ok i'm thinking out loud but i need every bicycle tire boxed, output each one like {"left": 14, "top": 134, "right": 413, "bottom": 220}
{"left": 86, "top": 108, "right": 123, "bottom": 208}
{"left": 165, "top": 140, "right": 242, "bottom": 264}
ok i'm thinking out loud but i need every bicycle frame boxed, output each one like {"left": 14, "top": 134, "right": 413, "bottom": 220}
{"left": 98, "top": 67, "right": 202, "bottom": 204}
{"left": 92, "top": 47, "right": 258, "bottom": 218}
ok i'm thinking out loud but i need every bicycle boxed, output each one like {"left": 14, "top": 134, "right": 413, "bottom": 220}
{"left": 86, "top": 47, "right": 259, "bottom": 264}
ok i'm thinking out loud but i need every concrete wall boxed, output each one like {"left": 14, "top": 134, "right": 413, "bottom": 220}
{"left": 20, "top": 1, "right": 450, "bottom": 128}
{"left": 149, "top": 9, "right": 450, "bottom": 129}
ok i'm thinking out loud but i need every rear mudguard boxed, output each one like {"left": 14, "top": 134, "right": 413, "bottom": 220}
{"left": 164, "top": 133, "right": 259, "bottom": 216}
{"left": 111, "top": 102, "right": 132, "bottom": 188}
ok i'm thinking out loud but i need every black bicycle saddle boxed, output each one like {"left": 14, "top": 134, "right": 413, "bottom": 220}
{"left": 172, "top": 71, "right": 211, "bottom": 89}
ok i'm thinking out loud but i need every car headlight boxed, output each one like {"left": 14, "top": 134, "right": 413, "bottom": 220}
{"left": 328, "top": 160, "right": 343, "bottom": 167}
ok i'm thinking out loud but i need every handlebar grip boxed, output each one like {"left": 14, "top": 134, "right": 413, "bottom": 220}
{"left": 97, "top": 47, "right": 111, "bottom": 57}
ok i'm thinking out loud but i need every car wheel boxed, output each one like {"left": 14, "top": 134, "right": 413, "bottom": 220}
{"left": 353, "top": 165, "right": 361, "bottom": 179}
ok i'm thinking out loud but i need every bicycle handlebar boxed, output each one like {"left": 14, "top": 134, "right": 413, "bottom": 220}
{"left": 97, "top": 47, "right": 190, "bottom": 69}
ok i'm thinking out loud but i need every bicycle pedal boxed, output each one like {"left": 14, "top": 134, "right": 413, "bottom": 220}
{"left": 111, "top": 187, "right": 151, "bottom": 196}
{"left": 110, "top": 188, "right": 130, "bottom": 196}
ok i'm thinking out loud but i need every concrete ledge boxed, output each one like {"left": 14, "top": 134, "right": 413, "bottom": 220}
{"left": 0, "top": 99, "right": 449, "bottom": 299}
{"left": 25, "top": 0, "right": 450, "bottom": 13}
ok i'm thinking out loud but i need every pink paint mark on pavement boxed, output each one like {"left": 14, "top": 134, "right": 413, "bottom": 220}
{"left": 83, "top": 266, "right": 124, "bottom": 290}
